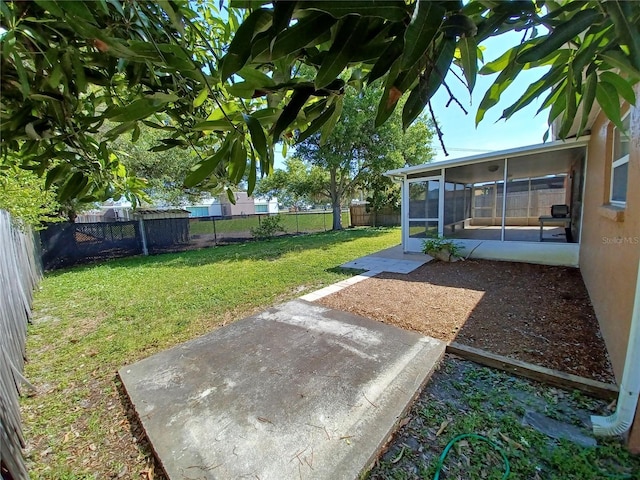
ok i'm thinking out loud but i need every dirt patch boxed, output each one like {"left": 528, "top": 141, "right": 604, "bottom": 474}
{"left": 317, "top": 259, "right": 614, "bottom": 383}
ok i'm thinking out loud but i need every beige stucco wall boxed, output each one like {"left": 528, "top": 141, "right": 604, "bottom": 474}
{"left": 579, "top": 88, "right": 639, "bottom": 449}
{"left": 580, "top": 94, "right": 639, "bottom": 381}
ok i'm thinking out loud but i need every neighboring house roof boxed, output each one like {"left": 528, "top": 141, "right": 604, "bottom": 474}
{"left": 385, "top": 137, "right": 590, "bottom": 184}
{"left": 134, "top": 208, "right": 190, "bottom": 218}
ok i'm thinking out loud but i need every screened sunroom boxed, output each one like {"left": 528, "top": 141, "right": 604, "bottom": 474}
{"left": 385, "top": 138, "right": 589, "bottom": 266}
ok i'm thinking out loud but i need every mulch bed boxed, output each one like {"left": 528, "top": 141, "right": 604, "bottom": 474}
{"left": 317, "top": 259, "right": 615, "bottom": 383}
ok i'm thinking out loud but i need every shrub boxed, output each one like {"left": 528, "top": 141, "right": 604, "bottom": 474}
{"left": 251, "top": 214, "right": 286, "bottom": 240}
{"left": 422, "top": 235, "right": 463, "bottom": 262}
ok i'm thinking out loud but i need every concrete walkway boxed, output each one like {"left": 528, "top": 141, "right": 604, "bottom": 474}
{"left": 340, "top": 245, "right": 430, "bottom": 274}
{"left": 301, "top": 246, "right": 430, "bottom": 302}
{"left": 120, "top": 300, "right": 445, "bottom": 479}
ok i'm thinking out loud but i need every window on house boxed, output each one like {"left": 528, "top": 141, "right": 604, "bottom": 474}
{"left": 255, "top": 204, "right": 268, "bottom": 213}
{"left": 610, "top": 114, "right": 630, "bottom": 206}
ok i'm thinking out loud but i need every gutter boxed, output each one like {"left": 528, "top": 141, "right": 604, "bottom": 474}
{"left": 591, "top": 257, "right": 640, "bottom": 436}
{"left": 384, "top": 173, "right": 405, "bottom": 182}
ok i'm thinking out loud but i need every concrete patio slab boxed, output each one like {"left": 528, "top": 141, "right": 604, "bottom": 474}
{"left": 119, "top": 300, "right": 445, "bottom": 480}
{"left": 340, "top": 245, "right": 430, "bottom": 274}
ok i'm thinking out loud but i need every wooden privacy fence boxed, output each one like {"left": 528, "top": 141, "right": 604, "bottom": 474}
{"left": 350, "top": 205, "right": 401, "bottom": 227}
{"left": 0, "top": 210, "right": 41, "bottom": 479}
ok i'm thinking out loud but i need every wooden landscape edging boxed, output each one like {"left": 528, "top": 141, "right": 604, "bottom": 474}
{"left": 446, "top": 342, "right": 619, "bottom": 400}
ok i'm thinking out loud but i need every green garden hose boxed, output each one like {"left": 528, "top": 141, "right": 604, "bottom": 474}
{"left": 432, "top": 433, "right": 511, "bottom": 480}
{"left": 431, "top": 433, "right": 636, "bottom": 480}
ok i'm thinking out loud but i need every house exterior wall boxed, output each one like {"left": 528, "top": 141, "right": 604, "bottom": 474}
{"left": 254, "top": 198, "right": 279, "bottom": 214}
{"left": 220, "top": 192, "right": 256, "bottom": 217}
{"left": 208, "top": 202, "right": 223, "bottom": 217}
{"left": 578, "top": 88, "right": 639, "bottom": 451}
{"left": 579, "top": 97, "right": 639, "bottom": 381}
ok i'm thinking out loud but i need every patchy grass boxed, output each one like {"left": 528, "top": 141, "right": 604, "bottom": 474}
{"left": 22, "top": 227, "right": 399, "bottom": 479}
{"left": 367, "top": 356, "right": 640, "bottom": 480}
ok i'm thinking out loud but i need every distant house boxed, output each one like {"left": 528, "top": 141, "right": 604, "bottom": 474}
{"left": 78, "top": 194, "right": 279, "bottom": 222}
{"left": 387, "top": 87, "right": 640, "bottom": 451}
{"left": 184, "top": 192, "right": 278, "bottom": 217}
{"left": 186, "top": 193, "right": 278, "bottom": 218}
{"left": 254, "top": 197, "right": 279, "bottom": 215}
{"left": 221, "top": 191, "right": 255, "bottom": 216}
{"left": 133, "top": 208, "right": 190, "bottom": 220}
{"left": 76, "top": 199, "right": 134, "bottom": 223}
{"left": 184, "top": 197, "right": 223, "bottom": 218}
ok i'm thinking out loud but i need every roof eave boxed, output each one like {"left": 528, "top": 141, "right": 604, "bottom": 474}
{"left": 385, "top": 136, "right": 590, "bottom": 177}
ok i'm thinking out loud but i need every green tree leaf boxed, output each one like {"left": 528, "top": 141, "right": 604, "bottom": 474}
{"left": 605, "top": 1, "right": 640, "bottom": 71}
{"left": 302, "top": 1, "right": 409, "bottom": 22}
{"left": 320, "top": 97, "right": 343, "bottom": 146}
{"left": 598, "top": 51, "right": 640, "bottom": 82}
{"left": 193, "top": 89, "right": 209, "bottom": 108}
{"left": 476, "top": 49, "right": 524, "bottom": 125}
{"left": 458, "top": 36, "right": 478, "bottom": 93}
{"left": 229, "top": 138, "right": 248, "bottom": 184}
{"left": 237, "top": 67, "right": 276, "bottom": 88}
{"left": 58, "top": 171, "right": 88, "bottom": 202}
{"left": 401, "top": 2, "right": 445, "bottom": 70}
{"left": 600, "top": 71, "right": 636, "bottom": 106}
{"left": 403, "top": 38, "right": 456, "bottom": 129}
{"left": 243, "top": 113, "right": 268, "bottom": 166}
{"left": 272, "top": 87, "right": 314, "bottom": 141}
{"left": 558, "top": 66, "right": 578, "bottom": 139}
{"left": 367, "top": 36, "right": 404, "bottom": 85}
{"left": 501, "top": 66, "right": 566, "bottom": 120}
{"left": 221, "top": 8, "right": 272, "bottom": 81}
{"left": 247, "top": 152, "right": 257, "bottom": 196}
{"left": 516, "top": 9, "right": 601, "bottom": 64}
{"left": 578, "top": 71, "right": 597, "bottom": 136}
{"left": 315, "top": 16, "right": 369, "bottom": 89}
{"left": 192, "top": 119, "right": 236, "bottom": 132}
{"left": 107, "top": 99, "right": 166, "bottom": 123}
{"left": 270, "top": 12, "right": 336, "bottom": 61}
{"left": 184, "top": 137, "right": 232, "bottom": 188}
{"left": 297, "top": 104, "right": 336, "bottom": 144}
{"left": 596, "top": 80, "right": 625, "bottom": 132}
{"left": 375, "top": 59, "right": 403, "bottom": 127}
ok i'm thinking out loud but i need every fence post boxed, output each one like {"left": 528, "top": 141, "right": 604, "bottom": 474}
{"left": 138, "top": 218, "right": 149, "bottom": 255}
{"left": 323, "top": 211, "right": 326, "bottom": 231}
{"left": 296, "top": 209, "right": 299, "bottom": 234}
{"left": 212, "top": 216, "right": 217, "bottom": 245}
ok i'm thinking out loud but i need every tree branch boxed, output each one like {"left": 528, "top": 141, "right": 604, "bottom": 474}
{"left": 442, "top": 80, "right": 468, "bottom": 115}
{"left": 428, "top": 101, "right": 448, "bottom": 157}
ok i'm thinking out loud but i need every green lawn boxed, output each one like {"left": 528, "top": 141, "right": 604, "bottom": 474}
{"left": 189, "top": 211, "right": 350, "bottom": 236}
{"left": 22, "top": 227, "right": 400, "bottom": 478}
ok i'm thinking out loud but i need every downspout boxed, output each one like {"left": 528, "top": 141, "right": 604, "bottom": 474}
{"left": 592, "top": 257, "right": 640, "bottom": 436}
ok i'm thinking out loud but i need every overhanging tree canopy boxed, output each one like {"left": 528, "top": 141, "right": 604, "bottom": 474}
{"left": 1, "top": 1, "right": 638, "bottom": 208}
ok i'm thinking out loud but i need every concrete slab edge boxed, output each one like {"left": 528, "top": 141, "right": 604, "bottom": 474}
{"left": 116, "top": 370, "right": 171, "bottom": 480}
{"left": 299, "top": 271, "right": 380, "bottom": 302}
{"left": 340, "top": 337, "right": 447, "bottom": 479}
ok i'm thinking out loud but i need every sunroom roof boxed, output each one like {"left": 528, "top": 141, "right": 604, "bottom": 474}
{"left": 385, "top": 137, "right": 589, "bottom": 184}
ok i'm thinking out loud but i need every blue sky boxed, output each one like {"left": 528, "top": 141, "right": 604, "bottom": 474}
{"left": 430, "top": 31, "right": 551, "bottom": 161}
{"left": 274, "top": 30, "right": 551, "bottom": 168}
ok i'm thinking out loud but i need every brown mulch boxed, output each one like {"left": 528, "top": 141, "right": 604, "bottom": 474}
{"left": 317, "top": 259, "right": 615, "bottom": 383}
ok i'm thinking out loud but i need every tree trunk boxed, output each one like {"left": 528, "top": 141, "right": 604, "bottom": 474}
{"left": 330, "top": 168, "right": 342, "bottom": 230}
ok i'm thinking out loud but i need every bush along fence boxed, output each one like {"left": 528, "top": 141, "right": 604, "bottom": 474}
{"left": 39, "top": 211, "right": 351, "bottom": 270}
{"left": 0, "top": 210, "right": 41, "bottom": 480}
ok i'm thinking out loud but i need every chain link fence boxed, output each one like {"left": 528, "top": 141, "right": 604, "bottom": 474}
{"left": 40, "top": 211, "right": 350, "bottom": 270}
